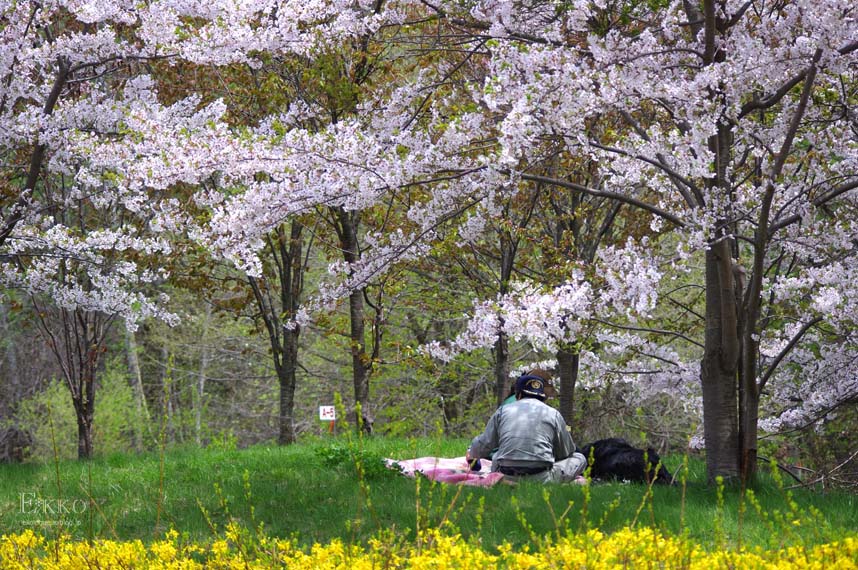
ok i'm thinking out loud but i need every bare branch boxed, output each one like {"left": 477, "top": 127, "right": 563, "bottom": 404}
{"left": 592, "top": 318, "right": 704, "bottom": 349}
{"left": 771, "top": 49, "right": 822, "bottom": 179}
{"left": 0, "top": 60, "right": 70, "bottom": 246}
{"left": 518, "top": 172, "right": 686, "bottom": 228}
{"left": 769, "top": 178, "right": 858, "bottom": 234}
{"left": 758, "top": 316, "right": 822, "bottom": 392}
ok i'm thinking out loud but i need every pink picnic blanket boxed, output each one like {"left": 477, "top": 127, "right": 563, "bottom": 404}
{"left": 385, "top": 456, "right": 505, "bottom": 487}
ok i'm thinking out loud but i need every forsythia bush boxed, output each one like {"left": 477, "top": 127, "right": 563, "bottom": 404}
{"left": 2, "top": 525, "right": 857, "bottom": 569}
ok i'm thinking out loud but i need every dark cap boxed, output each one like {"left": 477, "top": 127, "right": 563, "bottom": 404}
{"left": 514, "top": 374, "right": 547, "bottom": 401}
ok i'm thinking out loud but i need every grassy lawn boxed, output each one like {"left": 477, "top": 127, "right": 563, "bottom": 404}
{"left": 1, "top": 435, "right": 855, "bottom": 551}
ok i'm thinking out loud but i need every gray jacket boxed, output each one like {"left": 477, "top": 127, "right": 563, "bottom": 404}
{"left": 469, "top": 397, "right": 575, "bottom": 470}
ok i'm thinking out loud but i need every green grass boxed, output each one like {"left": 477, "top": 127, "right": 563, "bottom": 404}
{"left": 1, "top": 435, "right": 855, "bottom": 551}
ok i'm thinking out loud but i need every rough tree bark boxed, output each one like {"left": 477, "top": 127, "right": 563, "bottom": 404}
{"left": 697, "top": 0, "right": 743, "bottom": 483}
{"left": 701, "top": 241, "right": 741, "bottom": 482}
{"left": 556, "top": 345, "right": 579, "bottom": 426}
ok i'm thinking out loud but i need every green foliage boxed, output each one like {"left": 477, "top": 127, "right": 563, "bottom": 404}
{"left": 315, "top": 441, "right": 401, "bottom": 481}
{"left": 137, "top": 288, "right": 278, "bottom": 449}
{"left": 14, "top": 357, "right": 143, "bottom": 461}
{"left": 208, "top": 430, "right": 239, "bottom": 452}
{"left": 315, "top": 441, "right": 353, "bottom": 467}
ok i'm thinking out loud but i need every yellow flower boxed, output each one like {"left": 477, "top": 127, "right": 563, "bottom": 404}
{"left": 224, "top": 521, "right": 242, "bottom": 543}
{"left": 1, "top": 525, "right": 857, "bottom": 569}
{"left": 150, "top": 539, "right": 178, "bottom": 562}
{"left": 211, "top": 539, "right": 230, "bottom": 557}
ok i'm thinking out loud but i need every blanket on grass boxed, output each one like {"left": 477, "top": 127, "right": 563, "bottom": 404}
{"left": 385, "top": 456, "right": 505, "bottom": 487}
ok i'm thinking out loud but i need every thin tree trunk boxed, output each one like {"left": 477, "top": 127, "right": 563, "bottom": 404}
{"left": 440, "top": 396, "right": 458, "bottom": 435}
{"left": 124, "top": 326, "right": 150, "bottom": 451}
{"left": 249, "top": 221, "right": 306, "bottom": 445}
{"left": 494, "top": 231, "right": 516, "bottom": 405}
{"left": 279, "top": 222, "right": 305, "bottom": 443}
{"left": 557, "top": 345, "right": 579, "bottom": 426}
{"left": 738, "top": 380, "right": 759, "bottom": 481}
{"left": 334, "top": 207, "right": 373, "bottom": 431}
{"left": 278, "top": 326, "right": 300, "bottom": 444}
{"left": 76, "top": 313, "right": 101, "bottom": 460}
{"left": 0, "top": 61, "right": 69, "bottom": 247}
{"left": 737, "top": 48, "right": 821, "bottom": 482}
{"left": 195, "top": 369, "right": 206, "bottom": 447}
{"left": 33, "top": 301, "right": 111, "bottom": 461}
{"left": 76, "top": 404, "right": 94, "bottom": 459}
{"left": 160, "top": 346, "right": 175, "bottom": 445}
{"left": 195, "top": 306, "right": 212, "bottom": 447}
{"left": 76, "top": 326, "right": 97, "bottom": 461}
{"left": 492, "top": 330, "right": 509, "bottom": 406}
{"left": 348, "top": 288, "right": 372, "bottom": 430}
{"left": 738, "top": 259, "right": 761, "bottom": 483}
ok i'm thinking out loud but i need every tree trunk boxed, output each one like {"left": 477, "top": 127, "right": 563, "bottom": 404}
{"left": 76, "top": 407, "right": 94, "bottom": 460}
{"left": 437, "top": 370, "right": 461, "bottom": 434}
{"left": 492, "top": 329, "right": 509, "bottom": 406}
{"left": 34, "top": 304, "right": 111, "bottom": 461}
{"left": 494, "top": 230, "right": 516, "bottom": 405}
{"left": 278, "top": 326, "right": 299, "bottom": 444}
{"left": 195, "top": 366, "right": 206, "bottom": 447}
{"left": 334, "top": 207, "right": 373, "bottom": 432}
{"left": 556, "top": 345, "right": 579, "bottom": 426}
{"left": 0, "top": 62, "right": 69, "bottom": 247}
{"left": 160, "top": 346, "right": 175, "bottom": 445}
{"left": 440, "top": 397, "right": 458, "bottom": 435}
{"left": 738, "top": 373, "right": 759, "bottom": 481}
{"left": 195, "top": 305, "right": 212, "bottom": 447}
{"left": 76, "top": 334, "right": 98, "bottom": 460}
{"left": 249, "top": 221, "right": 306, "bottom": 445}
{"left": 701, "top": 242, "right": 741, "bottom": 482}
{"left": 124, "top": 326, "right": 150, "bottom": 451}
{"left": 738, "top": 259, "right": 761, "bottom": 483}
{"left": 279, "top": 222, "right": 305, "bottom": 443}
{"left": 348, "top": 288, "right": 372, "bottom": 431}
{"left": 696, "top": 0, "right": 743, "bottom": 475}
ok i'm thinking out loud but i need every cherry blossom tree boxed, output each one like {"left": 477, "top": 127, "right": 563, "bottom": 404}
{"left": 0, "top": 0, "right": 403, "bottom": 454}
{"left": 0, "top": 1, "right": 182, "bottom": 457}
{"left": 405, "top": 0, "right": 857, "bottom": 481}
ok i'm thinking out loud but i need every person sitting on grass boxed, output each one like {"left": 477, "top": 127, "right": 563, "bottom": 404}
{"left": 466, "top": 371, "right": 587, "bottom": 484}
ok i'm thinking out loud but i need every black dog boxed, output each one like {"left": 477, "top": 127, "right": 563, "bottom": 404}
{"left": 580, "top": 438, "right": 674, "bottom": 485}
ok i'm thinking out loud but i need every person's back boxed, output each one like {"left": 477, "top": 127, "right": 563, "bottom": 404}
{"left": 467, "top": 372, "right": 586, "bottom": 484}
{"left": 482, "top": 397, "right": 571, "bottom": 467}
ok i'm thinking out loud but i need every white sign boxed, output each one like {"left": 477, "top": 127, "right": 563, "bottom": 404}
{"left": 319, "top": 406, "right": 336, "bottom": 421}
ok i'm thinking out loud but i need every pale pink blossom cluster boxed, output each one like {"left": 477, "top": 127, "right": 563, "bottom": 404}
{"left": 424, "top": 240, "right": 663, "bottom": 360}
{"left": 1, "top": 224, "right": 177, "bottom": 330}
{"left": 759, "top": 337, "right": 858, "bottom": 433}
